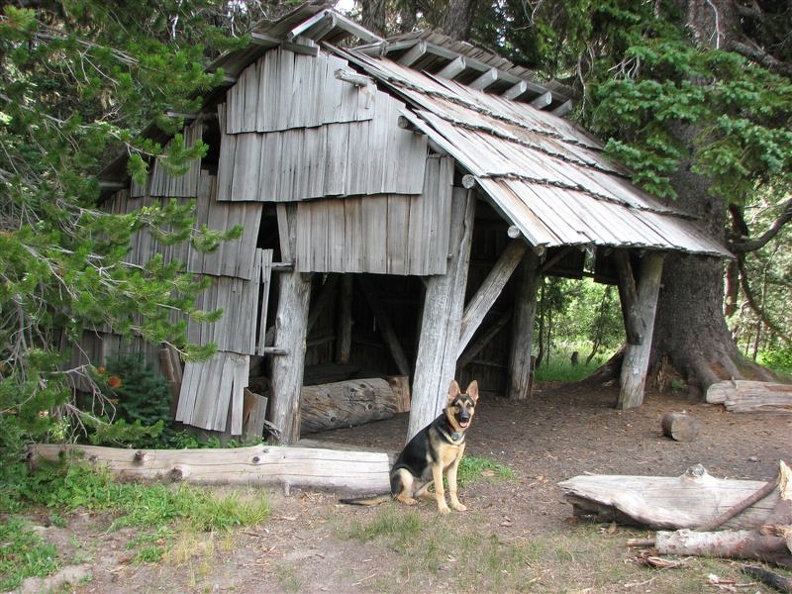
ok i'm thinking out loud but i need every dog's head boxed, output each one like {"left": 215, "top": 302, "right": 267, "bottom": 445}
{"left": 446, "top": 380, "right": 479, "bottom": 432}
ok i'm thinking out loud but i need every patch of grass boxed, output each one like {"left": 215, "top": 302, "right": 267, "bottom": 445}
{"left": 336, "top": 516, "right": 781, "bottom": 593}
{"left": 0, "top": 517, "right": 60, "bottom": 591}
{"left": 457, "top": 455, "right": 514, "bottom": 486}
{"left": 275, "top": 564, "right": 302, "bottom": 593}
{"left": 345, "top": 506, "right": 423, "bottom": 547}
{"left": 533, "top": 344, "right": 615, "bottom": 383}
{"left": 5, "top": 464, "right": 271, "bottom": 589}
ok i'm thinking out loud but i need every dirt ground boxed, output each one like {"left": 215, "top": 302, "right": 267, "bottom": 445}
{"left": 14, "top": 383, "right": 792, "bottom": 593}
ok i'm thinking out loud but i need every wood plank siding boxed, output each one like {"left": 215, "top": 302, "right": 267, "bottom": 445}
{"left": 217, "top": 50, "right": 427, "bottom": 203}
{"left": 106, "top": 173, "right": 262, "bottom": 280}
{"left": 186, "top": 249, "right": 270, "bottom": 355}
{"left": 225, "top": 48, "right": 374, "bottom": 133}
{"left": 175, "top": 351, "right": 250, "bottom": 433}
{"left": 294, "top": 154, "right": 453, "bottom": 275}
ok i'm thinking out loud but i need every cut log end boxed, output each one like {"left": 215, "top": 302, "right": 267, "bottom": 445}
{"left": 661, "top": 412, "right": 701, "bottom": 442}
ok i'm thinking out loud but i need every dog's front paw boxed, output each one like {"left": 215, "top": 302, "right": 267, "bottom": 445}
{"left": 438, "top": 503, "right": 451, "bottom": 514}
{"left": 451, "top": 501, "right": 467, "bottom": 512}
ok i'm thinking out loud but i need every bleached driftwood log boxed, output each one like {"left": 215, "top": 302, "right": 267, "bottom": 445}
{"left": 30, "top": 443, "right": 390, "bottom": 493}
{"left": 706, "top": 380, "right": 792, "bottom": 414}
{"left": 300, "top": 376, "right": 410, "bottom": 435}
{"left": 558, "top": 464, "right": 779, "bottom": 530}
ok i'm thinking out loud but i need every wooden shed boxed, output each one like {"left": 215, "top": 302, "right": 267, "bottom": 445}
{"left": 89, "top": 4, "right": 730, "bottom": 445}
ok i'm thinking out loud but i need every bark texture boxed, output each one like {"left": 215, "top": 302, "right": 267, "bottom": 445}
{"left": 441, "top": 0, "right": 479, "bottom": 40}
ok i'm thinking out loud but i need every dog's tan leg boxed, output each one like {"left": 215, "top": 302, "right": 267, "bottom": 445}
{"left": 446, "top": 456, "right": 467, "bottom": 511}
{"left": 431, "top": 463, "right": 451, "bottom": 514}
{"left": 393, "top": 469, "right": 419, "bottom": 505}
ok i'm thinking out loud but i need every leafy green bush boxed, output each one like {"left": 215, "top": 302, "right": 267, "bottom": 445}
{"left": 758, "top": 347, "right": 792, "bottom": 378}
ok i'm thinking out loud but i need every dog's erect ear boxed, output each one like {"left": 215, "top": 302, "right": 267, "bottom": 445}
{"left": 447, "top": 380, "right": 461, "bottom": 402}
{"left": 465, "top": 380, "right": 479, "bottom": 402}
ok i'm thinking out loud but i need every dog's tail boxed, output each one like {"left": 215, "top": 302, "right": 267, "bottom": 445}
{"left": 338, "top": 493, "right": 392, "bottom": 506}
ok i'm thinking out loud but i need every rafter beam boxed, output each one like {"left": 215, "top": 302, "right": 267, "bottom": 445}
{"left": 437, "top": 56, "right": 466, "bottom": 80}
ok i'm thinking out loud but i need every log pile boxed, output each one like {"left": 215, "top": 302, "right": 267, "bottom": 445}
{"left": 706, "top": 380, "right": 792, "bottom": 414}
{"left": 559, "top": 460, "right": 792, "bottom": 571}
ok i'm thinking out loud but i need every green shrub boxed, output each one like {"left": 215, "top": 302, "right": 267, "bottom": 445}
{"left": 758, "top": 347, "right": 792, "bottom": 378}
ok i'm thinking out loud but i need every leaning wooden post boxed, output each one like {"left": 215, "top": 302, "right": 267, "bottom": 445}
{"left": 507, "top": 249, "right": 541, "bottom": 400}
{"left": 408, "top": 186, "right": 476, "bottom": 441}
{"left": 617, "top": 251, "right": 664, "bottom": 409}
{"left": 270, "top": 204, "right": 312, "bottom": 444}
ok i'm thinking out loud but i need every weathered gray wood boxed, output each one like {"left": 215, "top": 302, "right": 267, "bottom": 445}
{"left": 661, "top": 412, "right": 702, "bottom": 442}
{"left": 706, "top": 380, "right": 792, "bottom": 414}
{"left": 617, "top": 252, "right": 664, "bottom": 409}
{"left": 300, "top": 378, "right": 403, "bottom": 434}
{"left": 558, "top": 464, "right": 779, "bottom": 530}
{"left": 409, "top": 188, "right": 476, "bottom": 440}
{"left": 270, "top": 204, "right": 312, "bottom": 445}
{"left": 175, "top": 351, "right": 250, "bottom": 433}
{"left": 242, "top": 389, "right": 268, "bottom": 441}
{"left": 30, "top": 443, "right": 390, "bottom": 493}
{"left": 357, "top": 275, "right": 410, "bottom": 377}
{"left": 457, "top": 239, "right": 528, "bottom": 355}
{"left": 336, "top": 275, "right": 353, "bottom": 363}
{"left": 219, "top": 74, "right": 427, "bottom": 203}
{"left": 507, "top": 250, "right": 541, "bottom": 400}
{"left": 226, "top": 49, "right": 374, "bottom": 134}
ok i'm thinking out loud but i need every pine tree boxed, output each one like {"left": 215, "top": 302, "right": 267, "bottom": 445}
{"left": 0, "top": 0, "right": 253, "bottom": 465}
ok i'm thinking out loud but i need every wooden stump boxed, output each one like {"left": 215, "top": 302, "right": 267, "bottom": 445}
{"left": 661, "top": 412, "right": 701, "bottom": 442}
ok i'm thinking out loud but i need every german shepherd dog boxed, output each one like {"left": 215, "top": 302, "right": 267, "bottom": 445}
{"left": 339, "top": 379, "right": 479, "bottom": 514}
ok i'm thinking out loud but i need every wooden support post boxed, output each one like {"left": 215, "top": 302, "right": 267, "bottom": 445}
{"left": 408, "top": 188, "right": 476, "bottom": 441}
{"left": 336, "top": 275, "right": 353, "bottom": 364}
{"left": 507, "top": 250, "right": 542, "bottom": 400}
{"left": 270, "top": 204, "right": 312, "bottom": 444}
{"left": 616, "top": 251, "right": 664, "bottom": 409}
{"left": 457, "top": 239, "right": 527, "bottom": 355}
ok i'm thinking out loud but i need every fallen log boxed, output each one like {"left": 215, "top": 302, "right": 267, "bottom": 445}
{"left": 706, "top": 380, "right": 792, "bottom": 414}
{"left": 627, "top": 461, "right": 792, "bottom": 569}
{"left": 654, "top": 529, "right": 791, "bottom": 568}
{"left": 558, "top": 464, "right": 780, "bottom": 530}
{"left": 29, "top": 443, "right": 390, "bottom": 493}
{"left": 300, "top": 376, "right": 409, "bottom": 435}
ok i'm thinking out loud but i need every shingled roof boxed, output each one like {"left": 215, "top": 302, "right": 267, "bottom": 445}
{"left": 224, "top": 4, "right": 730, "bottom": 258}
{"left": 106, "top": 2, "right": 730, "bottom": 259}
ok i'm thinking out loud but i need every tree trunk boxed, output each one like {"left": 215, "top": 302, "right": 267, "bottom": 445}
{"left": 646, "top": 118, "right": 775, "bottom": 397}
{"left": 441, "top": 0, "right": 480, "bottom": 40}
{"left": 596, "top": 0, "right": 779, "bottom": 398}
